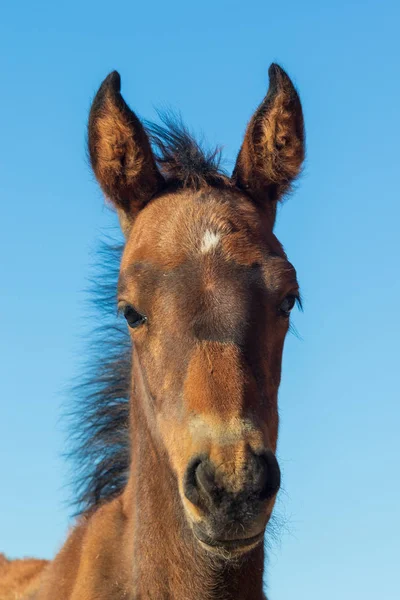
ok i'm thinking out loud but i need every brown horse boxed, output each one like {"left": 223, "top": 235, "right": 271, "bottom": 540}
{"left": 1, "top": 63, "right": 305, "bottom": 599}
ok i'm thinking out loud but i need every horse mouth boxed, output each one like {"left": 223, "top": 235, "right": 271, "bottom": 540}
{"left": 194, "top": 528, "right": 265, "bottom": 552}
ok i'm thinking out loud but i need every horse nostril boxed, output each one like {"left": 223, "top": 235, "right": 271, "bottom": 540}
{"left": 184, "top": 456, "right": 218, "bottom": 509}
{"left": 184, "top": 457, "right": 202, "bottom": 507}
{"left": 256, "top": 450, "right": 281, "bottom": 501}
{"left": 195, "top": 460, "right": 218, "bottom": 505}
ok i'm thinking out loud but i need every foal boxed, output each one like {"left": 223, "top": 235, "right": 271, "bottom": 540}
{"left": 2, "top": 63, "right": 305, "bottom": 599}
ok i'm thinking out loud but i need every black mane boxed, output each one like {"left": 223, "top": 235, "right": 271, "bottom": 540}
{"left": 67, "top": 241, "right": 131, "bottom": 513}
{"left": 69, "top": 118, "right": 229, "bottom": 513}
{"left": 146, "top": 112, "right": 230, "bottom": 189}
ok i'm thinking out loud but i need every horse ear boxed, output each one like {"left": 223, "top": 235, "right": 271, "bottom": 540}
{"left": 88, "top": 71, "right": 164, "bottom": 235}
{"left": 232, "top": 64, "right": 305, "bottom": 222}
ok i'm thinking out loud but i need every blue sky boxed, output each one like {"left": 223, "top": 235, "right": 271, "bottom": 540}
{"left": 0, "top": 1, "right": 399, "bottom": 598}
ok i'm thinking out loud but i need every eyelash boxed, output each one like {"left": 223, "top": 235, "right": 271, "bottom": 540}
{"left": 278, "top": 293, "right": 302, "bottom": 317}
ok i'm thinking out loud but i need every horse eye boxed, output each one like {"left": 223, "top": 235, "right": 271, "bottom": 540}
{"left": 279, "top": 294, "right": 297, "bottom": 317}
{"left": 122, "top": 305, "right": 147, "bottom": 329}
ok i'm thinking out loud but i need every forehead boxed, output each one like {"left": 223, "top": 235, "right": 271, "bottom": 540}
{"left": 121, "top": 188, "right": 286, "bottom": 271}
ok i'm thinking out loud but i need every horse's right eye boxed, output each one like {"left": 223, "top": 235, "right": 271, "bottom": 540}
{"left": 122, "top": 305, "right": 147, "bottom": 329}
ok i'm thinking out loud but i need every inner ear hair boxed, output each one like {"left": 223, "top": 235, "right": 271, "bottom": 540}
{"left": 232, "top": 63, "right": 305, "bottom": 210}
{"left": 88, "top": 71, "right": 164, "bottom": 233}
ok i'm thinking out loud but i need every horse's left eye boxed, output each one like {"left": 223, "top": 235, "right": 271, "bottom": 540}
{"left": 279, "top": 295, "right": 297, "bottom": 317}
{"left": 122, "top": 305, "right": 147, "bottom": 329}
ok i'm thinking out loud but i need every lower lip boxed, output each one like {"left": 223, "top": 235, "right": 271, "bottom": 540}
{"left": 195, "top": 530, "right": 265, "bottom": 551}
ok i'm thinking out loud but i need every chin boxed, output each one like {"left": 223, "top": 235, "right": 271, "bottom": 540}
{"left": 192, "top": 524, "right": 266, "bottom": 560}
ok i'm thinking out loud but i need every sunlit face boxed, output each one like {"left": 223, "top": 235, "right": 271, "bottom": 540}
{"left": 118, "top": 188, "right": 300, "bottom": 553}
{"left": 88, "top": 62, "right": 305, "bottom": 554}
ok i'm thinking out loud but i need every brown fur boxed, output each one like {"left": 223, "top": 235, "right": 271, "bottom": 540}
{"left": 1, "top": 63, "right": 305, "bottom": 599}
{"left": 233, "top": 64, "right": 304, "bottom": 215}
{"left": 0, "top": 554, "right": 48, "bottom": 599}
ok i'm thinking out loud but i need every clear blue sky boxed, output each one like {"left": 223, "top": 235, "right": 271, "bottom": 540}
{"left": 0, "top": 1, "right": 399, "bottom": 598}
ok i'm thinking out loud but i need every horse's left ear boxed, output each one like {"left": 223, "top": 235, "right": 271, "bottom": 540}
{"left": 88, "top": 71, "right": 164, "bottom": 235}
{"left": 232, "top": 64, "right": 305, "bottom": 221}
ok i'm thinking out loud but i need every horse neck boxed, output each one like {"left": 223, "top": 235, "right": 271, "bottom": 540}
{"left": 121, "top": 363, "right": 266, "bottom": 600}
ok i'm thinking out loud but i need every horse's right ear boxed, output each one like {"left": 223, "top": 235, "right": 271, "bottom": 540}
{"left": 88, "top": 71, "right": 164, "bottom": 235}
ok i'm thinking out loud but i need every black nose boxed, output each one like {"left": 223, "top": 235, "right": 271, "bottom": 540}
{"left": 184, "top": 450, "right": 280, "bottom": 511}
